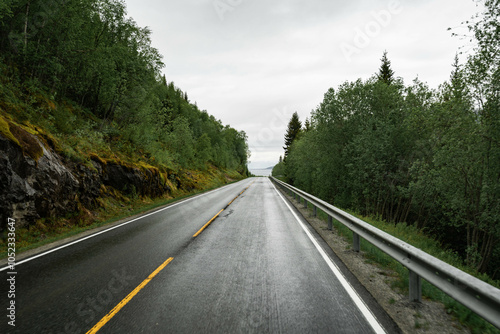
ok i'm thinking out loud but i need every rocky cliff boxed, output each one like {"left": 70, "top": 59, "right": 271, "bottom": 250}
{"left": 0, "top": 118, "right": 176, "bottom": 232}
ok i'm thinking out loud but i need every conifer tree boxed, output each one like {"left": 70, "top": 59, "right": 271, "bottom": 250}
{"left": 304, "top": 117, "right": 311, "bottom": 132}
{"left": 283, "top": 112, "right": 302, "bottom": 159}
{"left": 377, "top": 50, "right": 395, "bottom": 85}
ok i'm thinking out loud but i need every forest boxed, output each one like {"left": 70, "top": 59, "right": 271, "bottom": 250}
{"left": 275, "top": 0, "right": 499, "bottom": 279}
{"left": 0, "top": 0, "right": 249, "bottom": 173}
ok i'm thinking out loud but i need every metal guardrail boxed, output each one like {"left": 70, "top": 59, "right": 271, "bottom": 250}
{"left": 270, "top": 176, "right": 500, "bottom": 329}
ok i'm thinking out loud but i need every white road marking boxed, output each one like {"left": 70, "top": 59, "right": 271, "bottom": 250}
{"left": 0, "top": 179, "right": 251, "bottom": 272}
{"left": 271, "top": 180, "right": 387, "bottom": 334}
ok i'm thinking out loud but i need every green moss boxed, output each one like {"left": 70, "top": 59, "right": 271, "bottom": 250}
{"left": 9, "top": 121, "right": 44, "bottom": 161}
{"left": 0, "top": 115, "right": 20, "bottom": 146}
{"left": 39, "top": 131, "right": 62, "bottom": 153}
{"left": 89, "top": 153, "right": 107, "bottom": 165}
{"left": 0, "top": 115, "right": 44, "bottom": 161}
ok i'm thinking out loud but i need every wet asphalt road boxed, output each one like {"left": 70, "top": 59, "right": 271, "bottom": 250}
{"left": 1, "top": 177, "right": 399, "bottom": 333}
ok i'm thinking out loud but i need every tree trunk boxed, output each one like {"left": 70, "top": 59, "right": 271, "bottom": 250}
{"left": 478, "top": 232, "right": 493, "bottom": 273}
{"left": 402, "top": 195, "right": 412, "bottom": 223}
{"left": 466, "top": 222, "right": 471, "bottom": 265}
{"left": 24, "top": 1, "right": 30, "bottom": 51}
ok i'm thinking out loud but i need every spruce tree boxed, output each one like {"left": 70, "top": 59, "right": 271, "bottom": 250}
{"left": 377, "top": 50, "right": 395, "bottom": 85}
{"left": 283, "top": 112, "right": 302, "bottom": 159}
{"left": 304, "top": 117, "right": 311, "bottom": 132}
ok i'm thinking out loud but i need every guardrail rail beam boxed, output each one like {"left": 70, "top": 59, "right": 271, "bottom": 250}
{"left": 270, "top": 176, "right": 500, "bottom": 329}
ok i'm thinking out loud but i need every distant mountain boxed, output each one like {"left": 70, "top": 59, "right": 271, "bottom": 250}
{"left": 248, "top": 163, "right": 276, "bottom": 170}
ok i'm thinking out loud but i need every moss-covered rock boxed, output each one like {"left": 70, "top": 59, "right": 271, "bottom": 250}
{"left": 0, "top": 115, "right": 20, "bottom": 147}
{"left": 0, "top": 133, "right": 175, "bottom": 232}
{"left": 0, "top": 129, "right": 78, "bottom": 230}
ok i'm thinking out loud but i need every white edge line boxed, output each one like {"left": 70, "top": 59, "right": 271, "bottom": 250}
{"left": 271, "top": 181, "right": 387, "bottom": 334}
{"left": 0, "top": 180, "right": 248, "bottom": 272}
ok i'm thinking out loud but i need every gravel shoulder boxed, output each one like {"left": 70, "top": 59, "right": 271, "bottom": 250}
{"left": 281, "top": 189, "right": 471, "bottom": 334}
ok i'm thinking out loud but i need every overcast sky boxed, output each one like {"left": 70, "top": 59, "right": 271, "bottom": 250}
{"left": 124, "top": 0, "right": 480, "bottom": 169}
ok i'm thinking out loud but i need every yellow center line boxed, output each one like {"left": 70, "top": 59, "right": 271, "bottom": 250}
{"left": 88, "top": 180, "right": 256, "bottom": 332}
{"left": 86, "top": 257, "right": 174, "bottom": 334}
{"left": 193, "top": 180, "right": 255, "bottom": 238}
{"left": 193, "top": 209, "right": 224, "bottom": 237}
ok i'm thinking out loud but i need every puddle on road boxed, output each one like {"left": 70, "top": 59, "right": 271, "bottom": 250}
{"left": 221, "top": 209, "right": 234, "bottom": 219}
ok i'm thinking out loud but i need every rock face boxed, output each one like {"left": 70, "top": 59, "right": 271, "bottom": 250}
{"left": 0, "top": 125, "right": 172, "bottom": 232}
{"left": 102, "top": 162, "right": 170, "bottom": 198}
{"left": 0, "top": 130, "right": 80, "bottom": 229}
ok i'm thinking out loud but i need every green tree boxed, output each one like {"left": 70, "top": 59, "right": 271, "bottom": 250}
{"left": 304, "top": 117, "right": 311, "bottom": 132}
{"left": 195, "top": 133, "right": 213, "bottom": 168}
{"left": 286, "top": 130, "right": 319, "bottom": 190}
{"left": 0, "top": 0, "right": 249, "bottom": 182}
{"left": 377, "top": 50, "right": 395, "bottom": 85}
{"left": 283, "top": 111, "right": 302, "bottom": 159}
{"left": 275, "top": 0, "right": 500, "bottom": 279}
{"left": 460, "top": 0, "right": 500, "bottom": 272}
{"left": 167, "top": 117, "right": 195, "bottom": 167}
{"left": 0, "top": 0, "right": 13, "bottom": 22}
{"left": 272, "top": 156, "right": 285, "bottom": 177}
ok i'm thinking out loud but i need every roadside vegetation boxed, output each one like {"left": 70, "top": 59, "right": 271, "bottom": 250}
{"left": 274, "top": 0, "right": 499, "bottom": 280}
{"left": 274, "top": 1, "right": 499, "bottom": 332}
{"left": 0, "top": 0, "right": 249, "bottom": 173}
{"left": 288, "top": 195, "right": 500, "bottom": 334}
{"left": 0, "top": 0, "right": 249, "bottom": 253}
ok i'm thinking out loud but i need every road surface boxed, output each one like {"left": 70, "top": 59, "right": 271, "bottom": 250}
{"left": 1, "top": 177, "right": 399, "bottom": 333}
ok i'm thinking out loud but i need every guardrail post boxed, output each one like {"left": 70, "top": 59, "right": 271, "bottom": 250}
{"left": 313, "top": 206, "right": 317, "bottom": 217}
{"left": 304, "top": 199, "right": 308, "bottom": 209}
{"left": 353, "top": 233, "right": 360, "bottom": 252}
{"left": 328, "top": 216, "right": 332, "bottom": 230}
{"left": 409, "top": 270, "right": 422, "bottom": 302}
